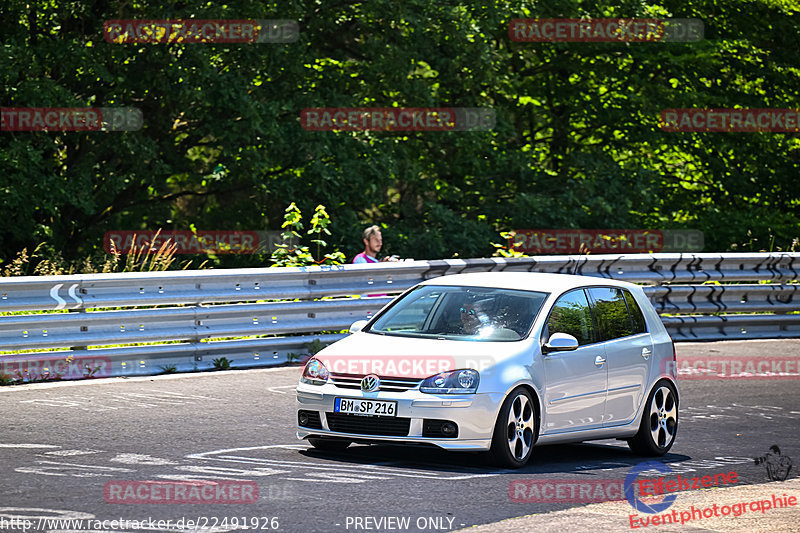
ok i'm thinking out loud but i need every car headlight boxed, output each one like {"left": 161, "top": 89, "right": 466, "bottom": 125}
{"left": 419, "top": 369, "right": 479, "bottom": 394}
{"left": 301, "top": 359, "right": 329, "bottom": 385}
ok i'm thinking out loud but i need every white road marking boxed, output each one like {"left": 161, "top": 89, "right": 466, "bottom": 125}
{"left": 174, "top": 465, "right": 290, "bottom": 476}
{"left": 188, "top": 445, "right": 500, "bottom": 482}
{"left": 151, "top": 390, "right": 222, "bottom": 400}
{"left": 283, "top": 471, "right": 391, "bottom": 483}
{"left": 19, "top": 390, "right": 221, "bottom": 411}
{"left": 15, "top": 461, "right": 134, "bottom": 477}
{"left": 43, "top": 449, "right": 101, "bottom": 457}
{"left": 116, "top": 392, "right": 188, "bottom": 403}
{"left": 683, "top": 404, "right": 800, "bottom": 421}
{"left": 20, "top": 398, "right": 112, "bottom": 409}
{"left": 109, "top": 453, "right": 177, "bottom": 466}
{"left": 0, "top": 507, "right": 93, "bottom": 520}
{"left": 0, "top": 443, "right": 60, "bottom": 448}
{"left": 267, "top": 385, "right": 297, "bottom": 394}
{"left": 13, "top": 443, "right": 494, "bottom": 485}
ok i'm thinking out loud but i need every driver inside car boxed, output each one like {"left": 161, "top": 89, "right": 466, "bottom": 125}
{"left": 459, "top": 297, "right": 520, "bottom": 340}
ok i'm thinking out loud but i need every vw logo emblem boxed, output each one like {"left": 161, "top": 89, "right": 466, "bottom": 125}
{"left": 361, "top": 374, "right": 380, "bottom": 392}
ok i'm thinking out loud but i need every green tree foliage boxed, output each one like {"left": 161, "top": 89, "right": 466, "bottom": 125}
{"left": 1, "top": 0, "right": 798, "bottom": 270}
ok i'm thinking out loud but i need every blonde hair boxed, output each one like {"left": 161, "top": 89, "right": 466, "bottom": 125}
{"left": 362, "top": 225, "right": 381, "bottom": 240}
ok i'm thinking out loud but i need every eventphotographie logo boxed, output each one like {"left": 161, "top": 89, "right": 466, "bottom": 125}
{"left": 509, "top": 18, "right": 703, "bottom": 43}
{"left": 1, "top": 107, "right": 142, "bottom": 132}
{"left": 300, "top": 108, "right": 495, "bottom": 132}
{"left": 510, "top": 464, "right": 739, "bottom": 506}
{"left": 625, "top": 462, "right": 792, "bottom": 529}
{"left": 103, "top": 19, "right": 299, "bottom": 44}
{"left": 625, "top": 462, "right": 679, "bottom": 514}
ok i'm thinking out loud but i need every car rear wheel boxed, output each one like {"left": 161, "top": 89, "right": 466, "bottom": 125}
{"left": 308, "top": 438, "right": 351, "bottom": 451}
{"left": 489, "top": 387, "right": 537, "bottom": 468}
{"left": 627, "top": 381, "right": 678, "bottom": 456}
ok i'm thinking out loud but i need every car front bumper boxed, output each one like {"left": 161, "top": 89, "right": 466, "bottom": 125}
{"left": 296, "top": 382, "right": 504, "bottom": 451}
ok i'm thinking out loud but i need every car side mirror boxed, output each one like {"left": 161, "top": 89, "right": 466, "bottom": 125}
{"left": 349, "top": 320, "right": 369, "bottom": 334}
{"left": 543, "top": 332, "right": 579, "bottom": 353}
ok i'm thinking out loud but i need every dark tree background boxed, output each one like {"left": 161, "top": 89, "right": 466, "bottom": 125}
{"left": 1, "top": 0, "right": 799, "bottom": 270}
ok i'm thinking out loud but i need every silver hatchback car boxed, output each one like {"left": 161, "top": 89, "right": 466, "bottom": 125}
{"left": 296, "top": 272, "right": 678, "bottom": 468}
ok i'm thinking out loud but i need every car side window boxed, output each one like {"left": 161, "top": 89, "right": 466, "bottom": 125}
{"left": 588, "top": 287, "right": 633, "bottom": 341}
{"left": 546, "top": 289, "right": 595, "bottom": 346}
{"left": 623, "top": 289, "right": 647, "bottom": 334}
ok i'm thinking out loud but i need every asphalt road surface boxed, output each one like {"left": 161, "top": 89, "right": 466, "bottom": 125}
{"left": 0, "top": 339, "right": 798, "bottom": 533}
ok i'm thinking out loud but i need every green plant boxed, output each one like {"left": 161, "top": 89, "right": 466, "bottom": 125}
{"left": 730, "top": 229, "right": 800, "bottom": 253}
{"left": 3, "top": 229, "right": 207, "bottom": 276}
{"left": 83, "top": 364, "right": 103, "bottom": 378}
{"left": 0, "top": 373, "right": 19, "bottom": 386}
{"left": 35, "top": 369, "right": 64, "bottom": 382}
{"left": 159, "top": 364, "right": 178, "bottom": 374}
{"left": 270, "top": 203, "right": 311, "bottom": 267}
{"left": 308, "top": 205, "right": 347, "bottom": 265}
{"left": 109, "top": 229, "right": 181, "bottom": 272}
{"left": 307, "top": 338, "right": 325, "bottom": 355}
{"left": 491, "top": 231, "right": 529, "bottom": 258}
{"left": 212, "top": 357, "right": 232, "bottom": 370}
{"left": 285, "top": 339, "right": 327, "bottom": 364}
{"left": 1, "top": 366, "right": 64, "bottom": 384}
{"left": 270, "top": 203, "right": 346, "bottom": 267}
{"left": 2, "top": 244, "right": 60, "bottom": 276}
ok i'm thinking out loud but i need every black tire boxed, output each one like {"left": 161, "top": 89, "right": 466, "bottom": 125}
{"left": 489, "top": 387, "right": 538, "bottom": 468}
{"left": 627, "top": 380, "right": 678, "bottom": 456}
{"left": 308, "top": 438, "right": 351, "bottom": 451}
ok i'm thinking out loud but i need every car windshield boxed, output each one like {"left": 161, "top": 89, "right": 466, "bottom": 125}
{"left": 368, "top": 285, "right": 548, "bottom": 341}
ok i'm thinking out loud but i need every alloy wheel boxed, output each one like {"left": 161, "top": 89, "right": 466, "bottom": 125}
{"left": 506, "top": 393, "right": 534, "bottom": 460}
{"left": 648, "top": 386, "right": 677, "bottom": 448}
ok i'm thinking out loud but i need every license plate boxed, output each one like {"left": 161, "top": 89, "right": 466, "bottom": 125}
{"left": 334, "top": 398, "right": 397, "bottom": 417}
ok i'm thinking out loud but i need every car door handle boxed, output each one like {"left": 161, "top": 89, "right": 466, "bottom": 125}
{"left": 641, "top": 348, "right": 652, "bottom": 359}
{"left": 594, "top": 356, "right": 606, "bottom": 367}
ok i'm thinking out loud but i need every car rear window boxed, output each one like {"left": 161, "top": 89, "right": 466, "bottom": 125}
{"left": 623, "top": 289, "right": 647, "bottom": 334}
{"left": 588, "top": 287, "right": 634, "bottom": 341}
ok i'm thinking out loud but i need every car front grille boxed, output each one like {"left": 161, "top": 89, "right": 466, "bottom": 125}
{"left": 330, "top": 373, "right": 422, "bottom": 392}
{"left": 325, "top": 413, "right": 411, "bottom": 436}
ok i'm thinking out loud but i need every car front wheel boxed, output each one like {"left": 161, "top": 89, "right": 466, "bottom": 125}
{"left": 489, "top": 387, "right": 537, "bottom": 468}
{"left": 628, "top": 381, "right": 678, "bottom": 456}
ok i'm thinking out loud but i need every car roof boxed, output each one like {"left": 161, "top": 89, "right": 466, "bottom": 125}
{"left": 419, "top": 271, "right": 638, "bottom": 294}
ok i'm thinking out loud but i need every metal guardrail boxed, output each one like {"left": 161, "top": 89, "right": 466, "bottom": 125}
{"left": 0, "top": 253, "right": 798, "bottom": 382}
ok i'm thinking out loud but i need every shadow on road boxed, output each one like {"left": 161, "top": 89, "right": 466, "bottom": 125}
{"left": 298, "top": 441, "right": 691, "bottom": 475}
